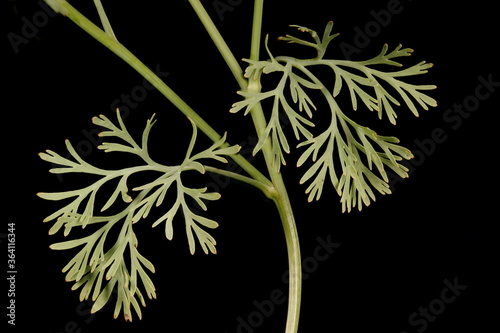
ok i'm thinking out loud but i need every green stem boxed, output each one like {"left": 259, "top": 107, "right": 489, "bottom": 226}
{"left": 44, "top": 0, "right": 272, "bottom": 189}
{"left": 271, "top": 178, "right": 301, "bottom": 333}
{"left": 187, "top": 0, "right": 247, "bottom": 90}
{"left": 186, "top": 0, "right": 267, "bottom": 154}
{"left": 93, "top": 0, "right": 116, "bottom": 40}
{"left": 48, "top": 0, "right": 217, "bottom": 141}
{"left": 250, "top": 0, "right": 265, "bottom": 61}
{"left": 247, "top": 2, "right": 302, "bottom": 333}
{"left": 204, "top": 166, "right": 274, "bottom": 197}
{"left": 187, "top": 1, "right": 302, "bottom": 330}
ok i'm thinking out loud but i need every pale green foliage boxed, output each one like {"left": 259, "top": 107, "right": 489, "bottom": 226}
{"left": 39, "top": 0, "right": 437, "bottom": 323}
{"left": 38, "top": 111, "right": 240, "bottom": 320}
{"left": 231, "top": 22, "right": 437, "bottom": 212}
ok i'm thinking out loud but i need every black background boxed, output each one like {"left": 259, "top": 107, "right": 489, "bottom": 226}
{"left": 2, "top": 0, "right": 498, "bottom": 332}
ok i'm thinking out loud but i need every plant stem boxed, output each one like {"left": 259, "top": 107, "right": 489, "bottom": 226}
{"left": 43, "top": 0, "right": 272, "bottom": 190}
{"left": 204, "top": 166, "right": 274, "bottom": 197}
{"left": 186, "top": 1, "right": 303, "bottom": 330}
{"left": 247, "top": 2, "right": 302, "bottom": 333}
{"left": 191, "top": 0, "right": 302, "bottom": 331}
{"left": 186, "top": 0, "right": 266, "bottom": 154}
{"left": 250, "top": 0, "right": 265, "bottom": 61}
{"left": 187, "top": 0, "right": 247, "bottom": 90}
{"left": 271, "top": 177, "right": 302, "bottom": 333}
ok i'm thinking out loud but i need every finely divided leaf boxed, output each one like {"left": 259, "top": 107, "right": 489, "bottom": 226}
{"left": 39, "top": 111, "right": 231, "bottom": 320}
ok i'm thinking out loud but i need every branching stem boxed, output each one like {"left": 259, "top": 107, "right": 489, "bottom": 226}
{"left": 44, "top": 0, "right": 271, "bottom": 190}
{"left": 45, "top": 0, "right": 303, "bottom": 332}
{"left": 185, "top": 1, "right": 303, "bottom": 332}
{"left": 247, "top": 2, "right": 302, "bottom": 333}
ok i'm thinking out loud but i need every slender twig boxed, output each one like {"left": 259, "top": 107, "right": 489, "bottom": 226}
{"left": 188, "top": 0, "right": 247, "bottom": 90}
{"left": 93, "top": 0, "right": 117, "bottom": 40}
{"left": 204, "top": 166, "right": 274, "bottom": 197}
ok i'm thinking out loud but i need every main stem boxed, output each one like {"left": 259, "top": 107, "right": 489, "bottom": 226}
{"left": 246, "top": 1, "right": 303, "bottom": 332}
{"left": 270, "top": 176, "right": 301, "bottom": 333}
{"left": 181, "top": 1, "right": 302, "bottom": 331}
{"left": 182, "top": 1, "right": 302, "bottom": 332}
